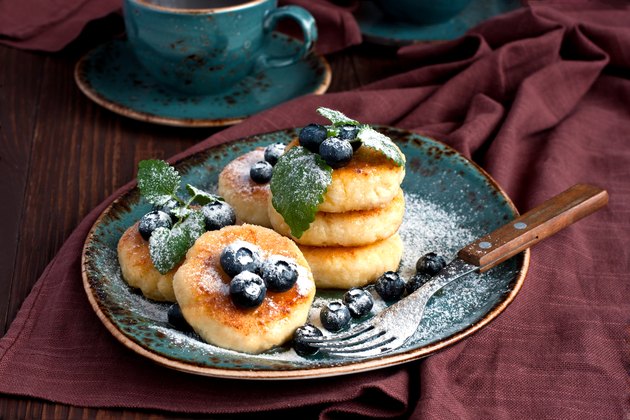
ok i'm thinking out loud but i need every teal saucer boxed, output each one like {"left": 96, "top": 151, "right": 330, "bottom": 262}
{"left": 75, "top": 34, "right": 331, "bottom": 127}
{"left": 356, "top": 0, "right": 521, "bottom": 46}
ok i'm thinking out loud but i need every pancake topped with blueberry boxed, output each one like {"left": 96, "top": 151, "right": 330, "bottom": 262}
{"left": 172, "top": 224, "right": 316, "bottom": 354}
{"left": 267, "top": 108, "right": 406, "bottom": 288}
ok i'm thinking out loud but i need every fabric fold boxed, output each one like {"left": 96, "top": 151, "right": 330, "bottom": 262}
{"left": 1, "top": 3, "right": 628, "bottom": 418}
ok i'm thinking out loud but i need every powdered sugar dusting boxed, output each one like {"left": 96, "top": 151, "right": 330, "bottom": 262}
{"left": 105, "top": 191, "right": 518, "bottom": 366}
{"left": 294, "top": 264, "right": 313, "bottom": 296}
{"left": 399, "top": 193, "right": 476, "bottom": 276}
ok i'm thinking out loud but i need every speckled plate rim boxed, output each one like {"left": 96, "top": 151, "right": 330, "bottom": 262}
{"left": 81, "top": 127, "right": 529, "bottom": 380}
{"left": 73, "top": 35, "right": 331, "bottom": 128}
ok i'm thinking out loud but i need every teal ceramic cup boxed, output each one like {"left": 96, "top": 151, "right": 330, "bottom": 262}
{"left": 123, "top": 0, "right": 317, "bottom": 94}
{"left": 375, "top": 0, "right": 472, "bottom": 25}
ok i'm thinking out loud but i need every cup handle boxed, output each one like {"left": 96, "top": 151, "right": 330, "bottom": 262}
{"left": 258, "top": 6, "right": 318, "bottom": 68}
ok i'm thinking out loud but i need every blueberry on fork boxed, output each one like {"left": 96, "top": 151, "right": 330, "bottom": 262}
{"left": 375, "top": 271, "right": 405, "bottom": 302}
{"left": 343, "top": 288, "right": 373, "bottom": 318}
{"left": 416, "top": 252, "right": 447, "bottom": 276}
{"left": 320, "top": 300, "right": 351, "bottom": 332}
{"left": 293, "top": 323, "right": 323, "bottom": 357}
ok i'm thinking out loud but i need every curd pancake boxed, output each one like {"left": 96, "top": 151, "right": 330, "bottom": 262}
{"left": 117, "top": 222, "right": 177, "bottom": 302}
{"left": 218, "top": 148, "right": 271, "bottom": 227}
{"left": 172, "top": 224, "right": 316, "bottom": 354}
{"left": 268, "top": 189, "right": 405, "bottom": 247}
{"left": 299, "top": 233, "right": 403, "bottom": 289}
{"left": 286, "top": 140, "right": 405, "bottom": 212}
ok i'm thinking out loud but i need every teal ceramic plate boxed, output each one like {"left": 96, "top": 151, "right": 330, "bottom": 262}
{"left": 82, "top": 127, "right": 528, "bottom": 379}
{"left": 356, "top": 0, "right": 521, "bottom": 46}
{"left": 74, "top": 35, "right": 331, "bottom": 127}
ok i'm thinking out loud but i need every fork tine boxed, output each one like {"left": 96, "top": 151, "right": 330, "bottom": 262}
{"left": 326, "top": 334, "right": 398, "bottom": 357}
{"left": 300, "top": 323, "right": 375, "bottom": 344}
{"left": 310, "top": 328, "right": 386, "bottom": 351}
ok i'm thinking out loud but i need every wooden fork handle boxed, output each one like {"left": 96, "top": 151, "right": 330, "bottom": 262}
{"left": 457, "top": 184, "right": 608, "bottom": 273}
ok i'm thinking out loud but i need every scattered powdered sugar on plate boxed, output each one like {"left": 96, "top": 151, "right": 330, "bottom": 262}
{"left": 399, "top": 193, "right": 477, "bottom": 277}
{"left": 103, "top": 191, "right": 518, "bottom": 365}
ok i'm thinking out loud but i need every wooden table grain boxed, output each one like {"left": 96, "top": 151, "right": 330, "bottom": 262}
{"left": 0, "top": 16, "right": 402, "bottom": 419}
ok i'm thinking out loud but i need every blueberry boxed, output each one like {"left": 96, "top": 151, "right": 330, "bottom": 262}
{"left": 229, "top": 271, "right": 266, "bottom": 308}
{"left": 338, "top": 125, "right": 361, "bottom": 151}
{"left": 154, "top": 198, "right": 181, "bottom": 222}
{"left": 338, "top": 124, "right": 359, "bottom": 140}
{"left": 349, "top": 140, "right": 362, "bottom": 152}
{"left": 220, "top": 241, "right": 262, "bottom": 277}
{"left": 201, "top": 200, "right": 236, "bottom": 231}
{"left": 250, "top": 160, "right": 273, "bottom": 184}
{"left": 406, "top": 273, "right": 431, "bottom": 294}
{"left": 138, "top": 210, "right": 172, "bottom": 240}
{"left": 264, "top": 143, "right": 285, "bottom": 166}
{"left": 167, "top": 303, "right": 193, "bottom": 332}
{"left": 299, "top": 123, "right": 327, "bottom": 153}
{"left": 416, "top": 252, "right": 447, "bottom": 276}
{"left": 374, "top": 271, "right": 405, "bottom": 302}
{"left": 319, "top": 137, "right": 353, "bottom": 169}
{"left": 293, "top": 323, "right": 323, "bottom": 357}
{"left": 320, "top": 300, "right": 351, "bottom": 332}
{"left": 260, "top": 255, "right": 299, "bottom": 292}
{"left": 342, "top": 288, "right": 374, "bottom": 318}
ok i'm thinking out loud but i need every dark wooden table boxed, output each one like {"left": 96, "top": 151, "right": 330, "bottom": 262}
{"left": 0, "top": 15, "right": 402, "bottom": 419}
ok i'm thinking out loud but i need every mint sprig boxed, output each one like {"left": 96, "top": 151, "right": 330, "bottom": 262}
{"left": 186, "top": 184, "right": 223, "bottom": 206}
{"left": 137, "top": 160, "right": 181, "bottom": 207}
{"left": 136, "top": 159, "right": 219, "bottom": 273}
{"left": 357, "top": 126, "right": 405, "bottom": 167}
{"left": 317, "top": 107, "right": 359, "bottom": 126}
{"left": 270, "top": 108, "right": 405, "bottom": 237}
{"left": 270, "top": 146, "right": 332, "bottom": 238}
{"left": 317, "top": 107, "right": 404, "bottom": 167}
{"left": 148, "top": 212, "right": 205, "bottom": 274}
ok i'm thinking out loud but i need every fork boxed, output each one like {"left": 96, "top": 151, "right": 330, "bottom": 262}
{"left": 302, "top": 184, "right": 608, "bottom": 358}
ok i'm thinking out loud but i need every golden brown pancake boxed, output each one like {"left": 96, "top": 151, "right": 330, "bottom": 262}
{"left": 172, "top": 224, "right": 316, "bottom": 354}
{"left": 117, "top": 222, "right": 178, "bottom": 302}
{"left": 285, "top": 139, "right": 405, "bottom": 213}
{"left": 299, "top": 233, "right": 403, "bottom": 289}
{"left": 218, "top": 148, "right": 272, "bottom": 227}
{"left": 268, "top": 189, "right": 405, "bottom": 247}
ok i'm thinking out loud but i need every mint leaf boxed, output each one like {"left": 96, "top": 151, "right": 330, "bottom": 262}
{"left": 148, "top": 211, "right": 205, "bottom": 274}
{"left": 270, "top": 146, "right": 332, "bottom": 238}
{"left": 185, "top": 184, "right": 222, "bottom": 206}
{"left": 180, "top": 210, "right": 206, "bottom": 239}
{"left": 148, "top": 228, "right": 181, "bottom": 274}
{"left": 317, "top": 107, "right": 359, "bottom": 126}
{"left": 171, "top": 206, "right": 192, "bottom": 219}
{"left": 137, "top": 160, "right": 181, "bottom": 206}
{"left": 357, "top": 126, "right": 405, "bottom": 167}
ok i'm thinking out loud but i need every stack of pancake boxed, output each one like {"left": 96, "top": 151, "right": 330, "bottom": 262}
{"left": 268, "top": 144, "right": 406, "bottom": 289}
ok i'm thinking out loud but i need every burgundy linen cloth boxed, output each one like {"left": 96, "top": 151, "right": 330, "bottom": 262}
{"left": 1, "top": 4, "right": 629, "bottom": 419}
{"left": 0, "top": 0, "right": 360, "bottom": 54}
